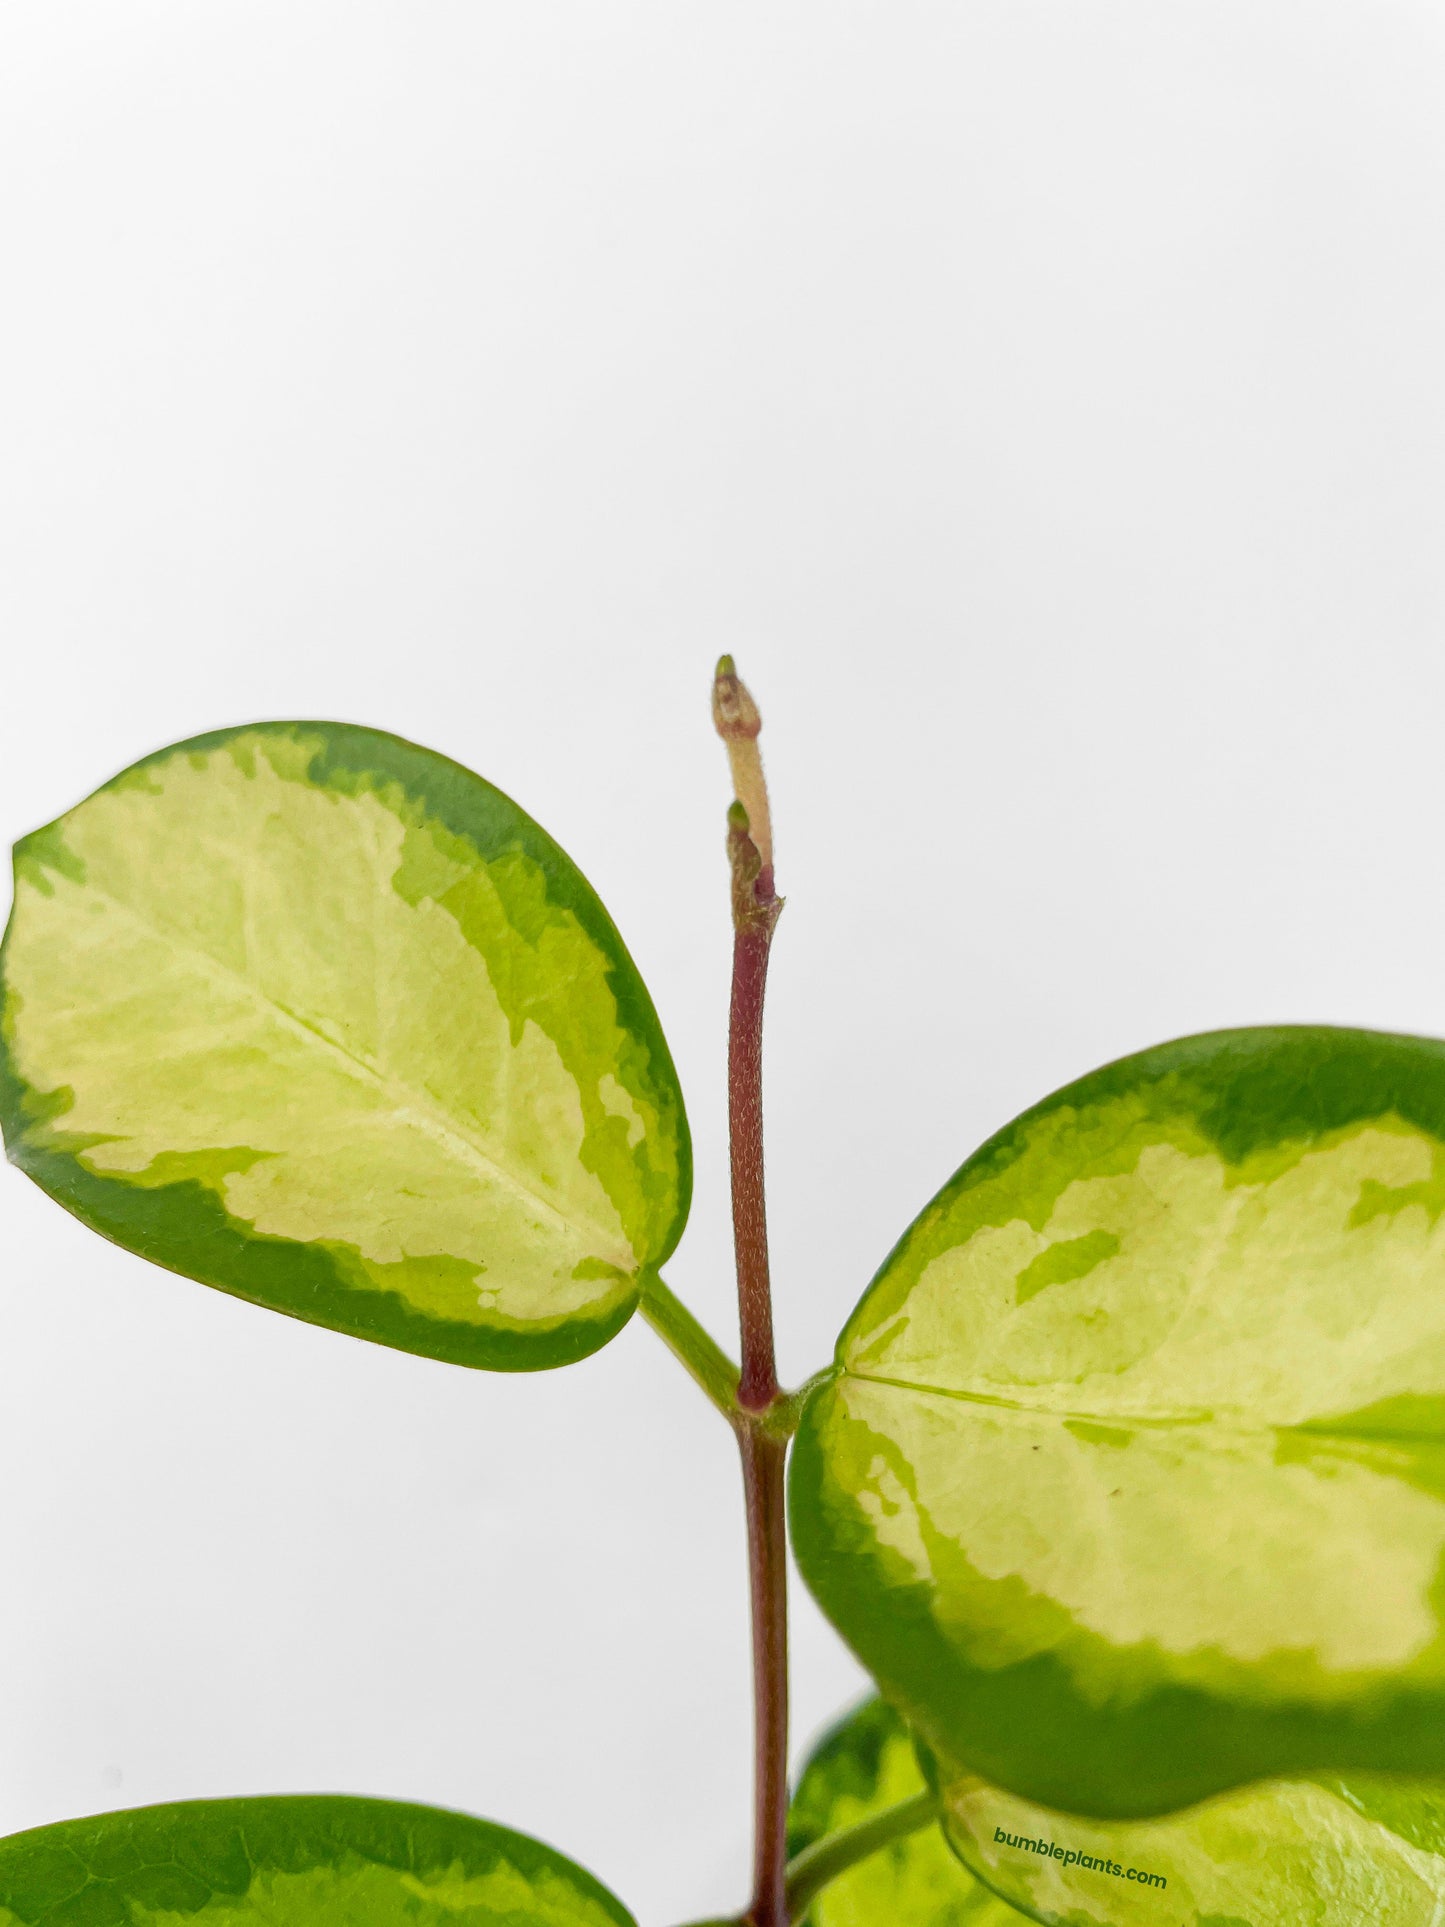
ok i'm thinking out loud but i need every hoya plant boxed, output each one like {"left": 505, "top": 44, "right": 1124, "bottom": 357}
{"left": 5, "top": 662, "right": 1445, "bottom": 1927}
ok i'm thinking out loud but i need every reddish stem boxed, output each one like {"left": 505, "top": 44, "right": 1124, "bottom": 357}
{"left": 727, "top": 848, "right": 788, "bottom": 1927}
{"left": 730, "top": 912, "right": 779, "bottom": 1413}
{"left": 715, "top": 660, "right": 789, "bottom": 1927}
{"left": 739, "top": 1424, "right": 789, "bottom": 1927}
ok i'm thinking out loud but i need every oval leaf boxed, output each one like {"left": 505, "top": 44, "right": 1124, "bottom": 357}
{"left": 0, "top": 723, "right": 689, "bottom": 1369}
{"left": 0, "top": 1794, "right": 636, "bottom": 1927}
{"left": 790, "top": 1696, "right": 1025, "bottom": 1924}
{"left": 941, "top": 1764, "right": 1445, "bottom": 1926}
{"left": 790, "top": 1027, "right": 1445, "bottom": 1814}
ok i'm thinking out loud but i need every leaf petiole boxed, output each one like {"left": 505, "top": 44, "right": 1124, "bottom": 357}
{"left": 756, "top": 1369, "right": 836, "bottom": 1442}
{"left": 671, "top": 1789, "right": 941, "bottom": 1927}
{"left": 639, "top": 1272, "right": 742, "bottom": 1421}
{"left": 784, "top": 1788, "right": 941, "bottom": 1921}
{"left": 638, "top": 1274, "right": 829, "bottom": 1446}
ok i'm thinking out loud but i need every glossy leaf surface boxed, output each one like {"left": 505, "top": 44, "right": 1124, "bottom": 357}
{"left": 942, "top": 1763, "right": 1445, "bottom": 1925}
{"left": 789, "top": 1697, "right": 1023, "bottom": 1925}
{"left": 1, "top": 724, "right": 689, "bottom": 1369}
{"left": 0, "top": 1795, "right": 635, "bottom": 1927}
{"left": 791, "top": 1028, "right": 1445, "bottom": 1814}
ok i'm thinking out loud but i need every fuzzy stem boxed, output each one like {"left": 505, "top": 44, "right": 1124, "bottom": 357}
{"left": 729, "top": 910, "right": 779, "bottom": 1413}
{"left": 739, "top": 1423, "right": 789, "bottom": 1927}
{"left": 715, "top": 657, "right": 789, "bottom": 1927}
{"left": 731, "top": 891, "right": 789, "bottom": 1926}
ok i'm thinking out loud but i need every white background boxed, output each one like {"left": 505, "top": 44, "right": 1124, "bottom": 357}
{"left": 2, "top": 4, "right": 1445, "bottom": 1921}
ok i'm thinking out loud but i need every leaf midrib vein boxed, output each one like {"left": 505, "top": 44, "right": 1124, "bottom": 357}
{"left": 841, "top": 1368, "right": 1438, "bottom": 1445}
{"left": 845, "top": 1367, "right": 1218, "bottom": 1428}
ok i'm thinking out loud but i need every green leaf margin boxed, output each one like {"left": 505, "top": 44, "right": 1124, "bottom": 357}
{"left": 0, "top": 722, "right": 692, "bottom": 1373}
{"left": 0, "top": 1793, "right": 636, "bottom": 1927}
{"left": 790, "top": 1026, "right": 1445, "bottom": 1815}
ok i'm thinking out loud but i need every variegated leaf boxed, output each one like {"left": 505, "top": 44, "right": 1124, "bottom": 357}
{"left": 0, "top": 1794, "right": 635, "bottom": 1927}
{"left": 0, "top": 723, "right": 689, "bottom": 1369}
{"left": 791, "top": 1028, "right": 1445, "bottom": 1814}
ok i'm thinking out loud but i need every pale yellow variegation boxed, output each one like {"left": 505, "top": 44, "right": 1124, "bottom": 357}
{"left": 790, "top": 1028, "right": 1445, "bottom": 1813}
{"left": 0, "top": 1796, "right": 637, "bottom": 1927}
{"left": 86, "top": 1857, "right": 628, "bottom": 1927}
{"left": 1, "top": 724, "right": 688, "bottom": 1366}
{"left": 841, "top": 1122, "right": 1445, "bottom": 1686}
